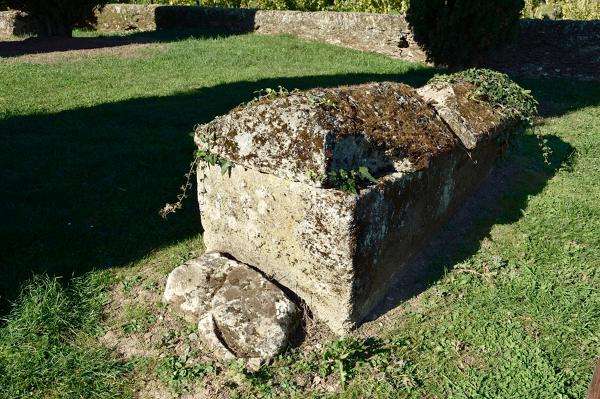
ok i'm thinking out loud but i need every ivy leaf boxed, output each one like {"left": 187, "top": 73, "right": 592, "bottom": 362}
{"left": 358, "top": 166, "right": 378, "bottom": 184}
{"left": 195, "top": 149, "right": 207, "bottom": 160}
{"left": 346, "top": 180, "right": 357, "bottom": 194}
{"left": 206, "top": 153, "right": 218, "bottom": 166}
{"left": 220, "top": 160, "right": 233, "bottom": 176}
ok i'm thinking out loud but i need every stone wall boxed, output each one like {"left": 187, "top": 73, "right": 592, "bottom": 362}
{"left": 483, "top": 19, "right": 600, "bottom": 81}
{"left": 253, "top": 10, "right": 426, "bottom": 63}
{"left": 92, "top": 5, "right": 600, "bottom": 80}
{"left": 93, "top": 4, "right": 160, "bottom": 32}
{"left": 1, "top": 4, "right": 598, "bottom": 79}
{"left": 93, "top": 5, "right": 427, "bottom": 63}
{"left": 0, "top": 10, "right": 41, "bottom": 37}
{"left": 93, "top": 5, "right": 257, "bottom": 34}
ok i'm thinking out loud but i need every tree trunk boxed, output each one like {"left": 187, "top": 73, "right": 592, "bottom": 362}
{"left": 589, "top": 359, "right": 600, "bottom": 399}
{"left": 37, "top": 11, "right": 72, "bottom": 37}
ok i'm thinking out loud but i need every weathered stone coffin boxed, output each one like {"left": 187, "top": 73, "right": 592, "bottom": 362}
{"left": 195, "top": 81, "right": 516, "bottom": 333}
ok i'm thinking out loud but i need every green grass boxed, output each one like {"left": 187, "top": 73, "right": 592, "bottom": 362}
{"left": 1, "top": 30, "right": 599, "bottom": 398}
{"left": 0, "top": 273, "right": 132, "bottom": 398}
{"left": 0, "top": 30, "right": 436, "bottom": 308}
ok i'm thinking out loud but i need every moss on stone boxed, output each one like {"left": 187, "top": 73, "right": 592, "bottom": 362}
{"left": 316, "top": 82, "right": 458, "bottom": 170}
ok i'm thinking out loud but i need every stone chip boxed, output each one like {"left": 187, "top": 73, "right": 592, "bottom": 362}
{"left": 164, "top": 253, "right": 300, "bottom": 365}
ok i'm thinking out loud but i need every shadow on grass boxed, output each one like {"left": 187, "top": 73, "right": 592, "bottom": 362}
{"left": 366, "top": 133, "right": 574, "bottom": 320}
{"left": 0, "top": 69, "right": 438, "bottom": 313}
{"left": 366, "top": 78, "right": 599, "bottom": 321}
{"left": 1, "top": 66, "right": 597, "bottom": 322}
{"left": 0, "top": 28, "right": 240, "bottom": 58}
{"left": 1, "top": 6, "right": 267, "bottom": 58}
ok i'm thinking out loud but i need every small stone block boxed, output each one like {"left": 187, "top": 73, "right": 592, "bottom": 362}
{"left": 164, "top": 253, "right": 300, "bottom": 364}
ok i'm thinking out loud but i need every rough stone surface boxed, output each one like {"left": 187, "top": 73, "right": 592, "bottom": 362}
{"left": 195, "top": 82, "right": 457, "bottom": 187}
{"left": 94, "top": 4, "right": 160, "bottom": 32}
{"left": 89, "top": 5, "right": 599, "bottom": 80}
{"left": 164, "top": 252, "right": 299, "bottom": 363}
{"left": 482, "top": 19, "right": 600, "bottom": 81}
{"left": 417, "top": 81, "right": 508, "bottom": 150}
{"left": 0, "top": 10, "right": 41, "bottom": 37}
{"left": 197, "top": 81, "right": 515, "bottom": 333}
{"left": 93, "top": 5, "right": 256, "bottom": 33}
{"left": 253, "top": 10, "right": 426, "bottom": 62}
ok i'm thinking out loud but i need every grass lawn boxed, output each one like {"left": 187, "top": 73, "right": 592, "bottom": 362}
{"left": 1, "top": 30, "right": 598, "bottom": 398}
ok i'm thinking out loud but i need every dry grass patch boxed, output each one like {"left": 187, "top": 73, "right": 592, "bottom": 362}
{"left": 0, "top": 36, "right": 163, "bottom": 64}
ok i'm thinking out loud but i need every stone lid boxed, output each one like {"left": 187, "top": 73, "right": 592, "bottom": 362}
{"left": 194, "top": 81, "right": 506, "bottom": 187}
{"left": 417, "top": 81, "right": 507, "bottom": 150}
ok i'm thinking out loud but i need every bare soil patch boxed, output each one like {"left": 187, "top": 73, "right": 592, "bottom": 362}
{"left": 100, "top": 250, "right": 337, "bottom": 398}
{"left": 0, "top": 36, "right": 162, "bottom": 63}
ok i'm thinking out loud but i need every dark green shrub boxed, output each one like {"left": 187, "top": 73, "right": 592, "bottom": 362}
{"left": 0, "top": 0, "right": 106, "bottom": 36}
{"left": 406, "top": 0, "right": 525, "bottom": 67}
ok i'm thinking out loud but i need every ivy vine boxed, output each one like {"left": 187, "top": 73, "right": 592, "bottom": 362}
{"left": 326, "top": 166, "right": 378, "bottom": 194}
{"left": 159, "top": 127, "right": 234, "bottom": 219}
{"left": 429, "top": 68, "right": 551, "bottom": 164}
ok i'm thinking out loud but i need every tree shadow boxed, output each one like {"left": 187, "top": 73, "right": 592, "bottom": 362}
{"left": 0, "top": 28, "right": 240, "bottom": 58}
{"left": 0, "top": 69, "right": 438, "bottom": 313}
{"left": 1, "top": 61, "right": 597, "bottom": 321}
{"left": 521, "top": 77, "right": 600, "bottom": 118}
{"left": 366, "top": 77, "right": 599, "bottom": 322}
{"left": 0, "top": 5, "right": 258, "bottom": 58}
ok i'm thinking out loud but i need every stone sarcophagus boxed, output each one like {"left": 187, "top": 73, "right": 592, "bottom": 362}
{"left": 194, "top": 81, "right": 516, "bottom": 333}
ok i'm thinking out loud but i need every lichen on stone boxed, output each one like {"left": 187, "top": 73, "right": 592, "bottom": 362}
{"left": 194, "top": 81, "right": 459, "bottom": 190}
{"left": 315, "top": 82, "right": 458, "bottom": 170}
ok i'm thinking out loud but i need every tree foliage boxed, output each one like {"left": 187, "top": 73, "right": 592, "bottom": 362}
{"left": 406, "top": 0, "right": 525, "bottom": 67}
{"left": 522, "top": 0, "right": 600, "bottom": 20}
